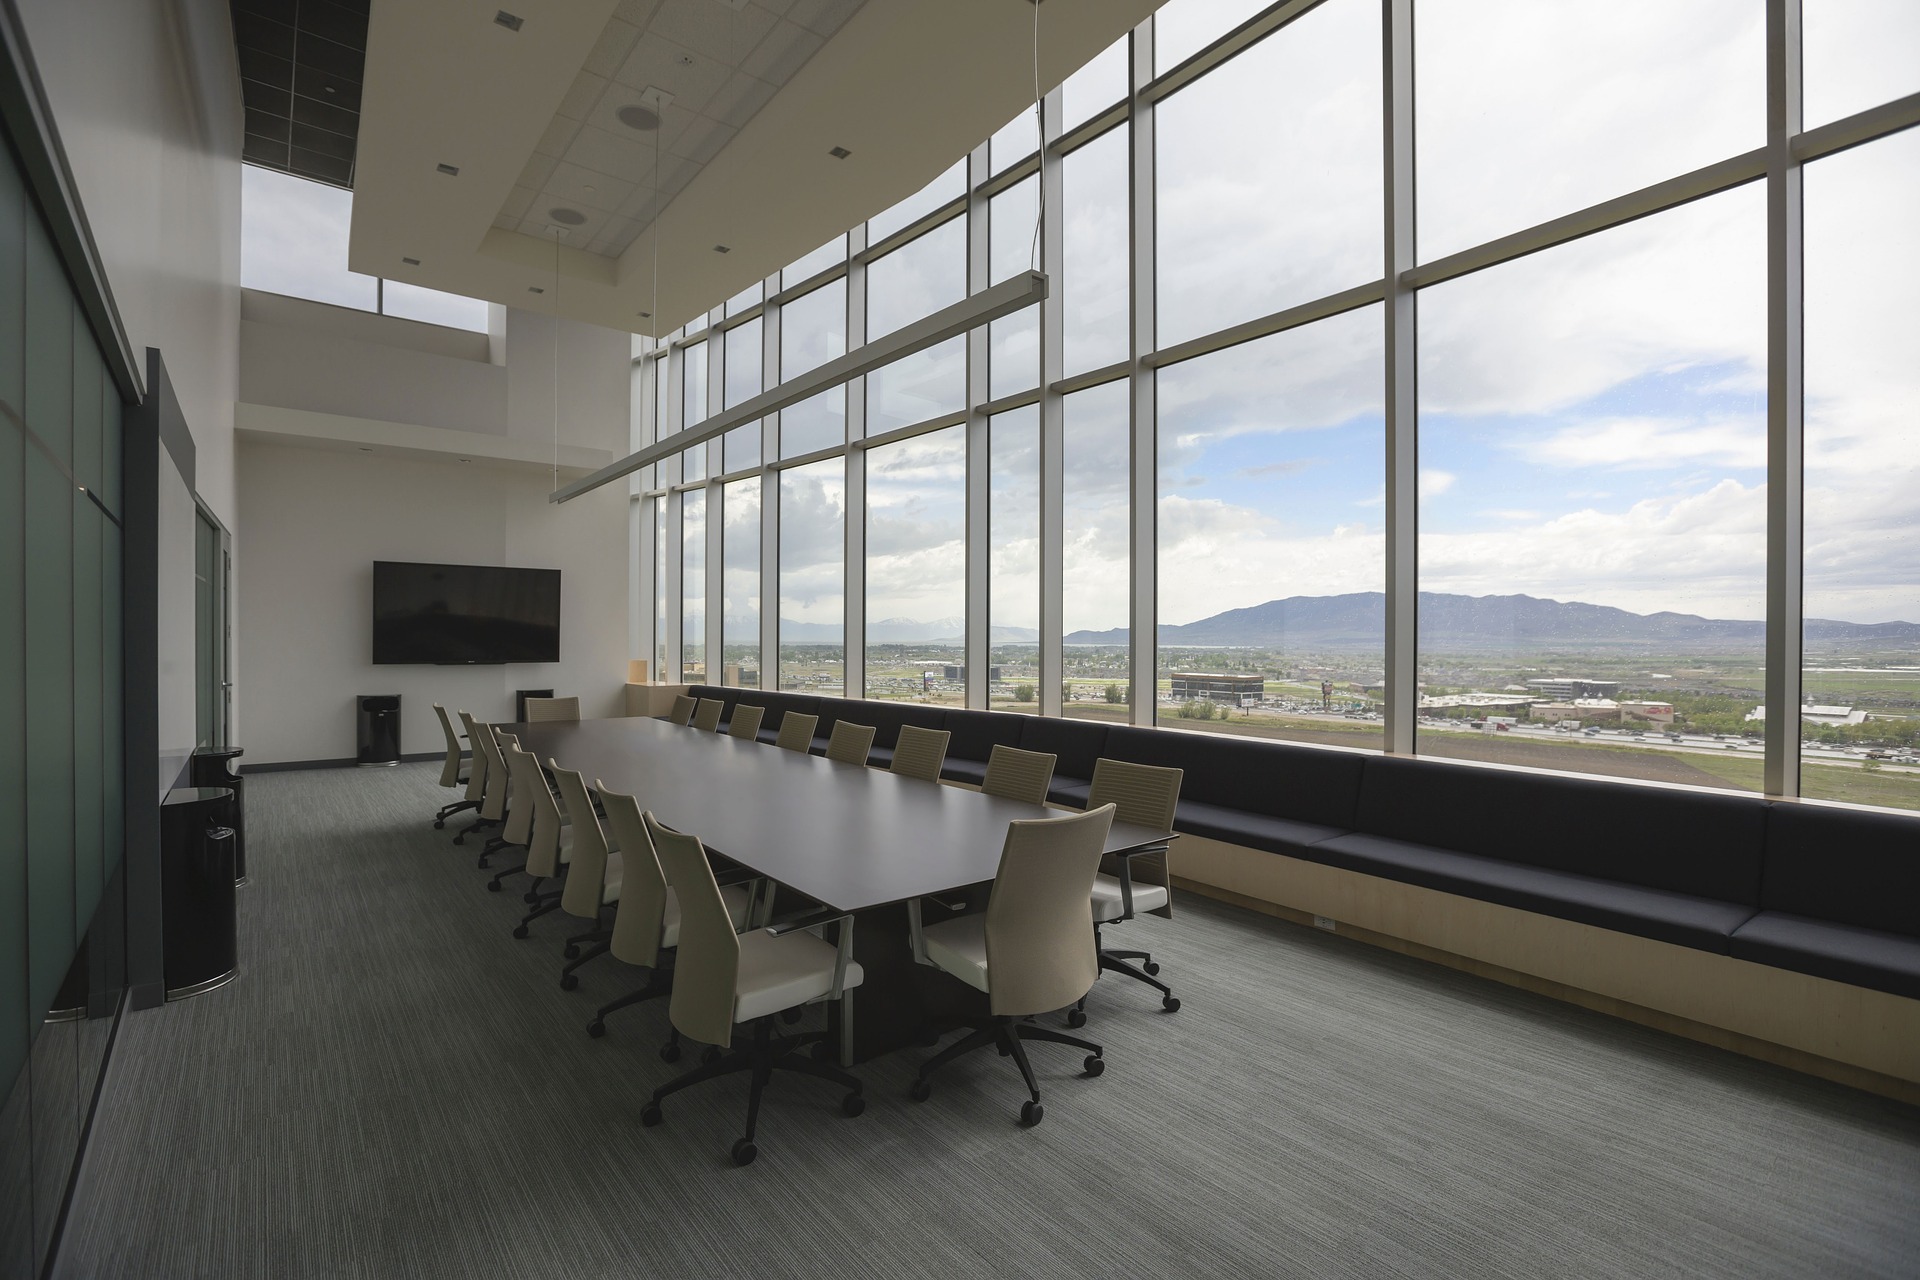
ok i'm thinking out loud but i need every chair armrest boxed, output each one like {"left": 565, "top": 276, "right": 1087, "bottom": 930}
{"left": 766, "top": 906, "right": 848, "bottom": 936}
{"left": 770, "top": 910, "right": 857, "bottom": 1000}
{"left": 1107, "top": 843, "right": 1169, "bottom": 922}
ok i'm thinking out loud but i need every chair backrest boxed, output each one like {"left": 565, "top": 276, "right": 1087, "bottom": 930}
{"left": 524, "top": 696, "right": 581, "bottom": 723}
{"left": 727, "top": 703, "right": 765, "bottom": 740}
{"left": 433, "top": 703, "right": 463, "bottom": 788}
{"left": 774, "top": 711, "right": 819, "bottom": 753}
{"left": 508, "top": 745, "right": 566, "bottom": 875}
{"left": 645, "top": 811, "right": 742, "bottom": 1049}
{"left": 456, "top": 710, "right": 488, "bottom": 801}
{"left": 1086, "top": 757, "right": 1183, "bottom": 919}
{"left": 981, "top": 744, "right": 1057, "bottom": 805}
{"left": 596, "top": 786, "right": 673, "bottom": 972}
{"left": 825, "top": 720, "right": 876, "bottom": 766}
{"left": 890, "top": 725, "right": 951, "bottom": 782}
{"left": 474, "top": 723, "right": 510, "bottom": 821}
{"left": 552, "top": 764, "right": 612, "bottom": 920}
{"left": 984, "top": 804, "right": 1116, "bottom": 1017}
{"left": 498, "top": 735, "right": 534, "bottom": 844}
{"left": 691, "top": 697, "right": 724, "bottom": 732}
{"left": 668, "top": 694, "right": 697, "bottom": 726}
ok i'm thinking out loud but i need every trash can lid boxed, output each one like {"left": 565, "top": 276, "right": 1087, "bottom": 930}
{"left": 193, "top": 747, "right": 245, "bottom": 760}
{"left": 164, "top": 786, "right": 234, "bottom": 806}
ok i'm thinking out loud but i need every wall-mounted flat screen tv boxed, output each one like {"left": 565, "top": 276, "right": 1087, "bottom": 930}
{"left": 372, "top": 561, "right": 561, "bottom": 665}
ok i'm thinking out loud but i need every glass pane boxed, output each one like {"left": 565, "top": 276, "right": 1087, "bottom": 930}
{"left": 866, "top": 216, "right": 964, "bottom": 341}
{"left": 989, "top": 175, "right": 1040, "bottom": 400}
{"left": 240, "top": 165, "right": 377, "bottom": 310}
{"left": 868, "top": 337, "right": 965, "bottom": 436}
{"left": 779, "top": 458, "right": 845, "bottom": 695}
{"left": 868, "top": 160, "right": 965, "bottom": 243}
{"left": 1156, "top": 0, "right": 1273, "bottom": 73}
{"left": 73, "top": 501, "right": 102, "bottom": 934}
{"left": 653, "top": 499, "right": 667, "bottom": 680}
{"left": 682, "top": 342, "right": 708, "bottom": 482}
{"left": 783, "top": 234, "right": 843, "bottom": 287}
{"left": 24, "top": 216, "right": 71, "bottom": 465}
{"left": 1063, "top": 126, "right": 1128, "bottom": 375}
{"left": 1416, "top": 185, "right": 1766, "bottom": 791}
{"left": 71, "top": 321, "right": 100, "bottom": 498}
{"left": 990, "top": 405, "right": 1040, "bottom": 708}
{"left": 1804, "top": 0, "right": 1920, "bottom": 130}
{"left": 866, "top": 426, "right": 966, "bottom": 705}
{"left": 723, "top": 318, "right": 761, "bottom": 472}
{"left": 681, "top": 489, "right": 705, "bottom": 682}
{"left": 1417, "top": 0, "right": 1763, "bottom": 263}
{"left": 0, "top": 390, "right": 22, "bottom": 1115}
{"left": 1801, "top": 130, "right": 1920, "bottom": 812}
{"left": 1156, "top": 307, "right": 1385, "bottom": 747}
{"left": 779, "top": 278, "right": 847, "bottom": 457}
{"left": 990, "top": 107, "right": 1039, "bottom": 175}
{"left": 1062, "top": 35, "right": 1128, "bottom": 130}
{"left": 25, "top": 447, "right": 73, "bottom": 1018}
{"left": 1063, "top": 380, "right": 1131, "bottom": 719}
{"left": 722, "top": 479, "right": 761, "bottom": 689}
{"left": 380, "top": 279, "right": 489, "bottom": 332}
{"left": 1157, "top": 0, "right": 1381, "bottom": 348}
{"left": 725, "top": 282, "right": 762, "bottom": 317}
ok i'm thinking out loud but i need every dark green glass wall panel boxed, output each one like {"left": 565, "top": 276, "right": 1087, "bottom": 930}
{"left": 98, "top": 364, "right": 119, "bottom": 518}
{"left": 0, "top": 404, "right": 22, "bottom": 1098}
{"left": 72, "top": 314, "right": 100, "bottom": 497}
{"left": 74, "top": 501, "right": 103, "bottom": 937}
{"left": 23, "top": 447, "right": 73, "bottom": 1020}
{"left": 104, "top": 530, "right": 122, "bottom": 878}
{"left": 22, "top": 212, "right": 69, "bottom": 466}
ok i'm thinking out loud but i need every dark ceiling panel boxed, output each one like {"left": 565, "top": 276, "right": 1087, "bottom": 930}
{"left": 230, "top": 0, "right": 363, "bottom": 189}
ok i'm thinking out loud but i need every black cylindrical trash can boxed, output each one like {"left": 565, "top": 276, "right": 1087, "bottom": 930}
{"left": 160, "top": 787, "right": 238, "bottom": 1000}
{"left": 357, "top": 695, "right": 401, "bottom": 766}
{"left": 191, "top": 747, "right": 247, "bottom": 883}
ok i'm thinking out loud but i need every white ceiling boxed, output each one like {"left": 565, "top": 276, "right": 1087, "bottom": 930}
{"left": 351, "top": 0, "right": 1161, "bottom": 336}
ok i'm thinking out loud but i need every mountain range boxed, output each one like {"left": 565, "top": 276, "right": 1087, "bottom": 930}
{"left": 1060, "top": 592, "right": 1920, "bottom": 652}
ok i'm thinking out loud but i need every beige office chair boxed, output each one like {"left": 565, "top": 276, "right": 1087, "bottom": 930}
{"left": 691, "top": 697, "right": 725, "bottom": 732}
{"left": 433, "top": 707, "right": 482, "bottom": 830}
{"left": 980, "top": 744, "right": 1057, "bottom": 805}
{"left": 1071, "top": 758, "right": 1184, "bottom": 1024}
{"left": 478, "top": 730, "right": 533, "bottom": 878}
{"left": 589, "top": 787, "right": 756, "bottom": 1039}
{"left": 638, "top": 810, "right": 865, "bottom": 1165}
{"left": 505, "top": 744, "right": 572, "bottom": 929}
{"left": 464, "top": 724, "right": 517, "bottom": 860}
{"left": 551, "top": 764, "right": 621, "bottom": 989}
{"left": 524, "top": 696, "right": 581, "bottom": 722}
{"left": 889, "top": 725, "right": 951, "bottom": 782}
{"left": 451, "top": 712, "right": 491, "bottom": 839}
{"left": 825, "top": 720, "right": 875, "bottom": 766}
{"left": 774, "top": 711, "right": 818, "bottom": 753}
{"left": 727, "top": 704, "right": 765, "bottom": 741}
{"left": 667, "top": 694, "right": 697, "bottom": 726}
{"left": 908, "top": 804, "right": 1117, "bottom": 1126}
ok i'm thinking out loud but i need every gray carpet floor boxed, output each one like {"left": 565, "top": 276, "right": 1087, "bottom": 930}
{"left": 51, "top": 762, "right": 1920, "bottom": 1279}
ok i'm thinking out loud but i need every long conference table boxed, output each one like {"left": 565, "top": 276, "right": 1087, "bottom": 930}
{"left": 497, "top": 716, "right": 1175, "bottom": 1062}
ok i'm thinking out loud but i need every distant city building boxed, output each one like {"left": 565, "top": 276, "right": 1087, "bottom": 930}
{"left": 1526, "top": 678, "right": 1623, "bottom": 700}
{"left": 1170, "top": 672, "right": 1265, "bottom": 705}
{"left": 1619, "top": 700, "right": 1676, "bottom": 725}
{"left": 1418, "top": 694, "right": 1537, "bottom": 716}
{"left": 723, "top": 663, "right": 758, "bottom": 686}
{"left": 1533, "top": 698, "right": 1625, "bottom": 724}
{"left": 942, "top": 665, "right": 1001, "bottom": 682}
{"left": 1747, "top": 704, "right": 1869, "bottom": 727}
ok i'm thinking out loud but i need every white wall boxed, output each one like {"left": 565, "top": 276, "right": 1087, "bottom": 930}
{"left": 236, "top": 441, "right": 630, "bottom": 765}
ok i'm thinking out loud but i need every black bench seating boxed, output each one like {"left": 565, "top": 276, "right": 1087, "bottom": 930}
{"left": 678, "top": 685, "right": 1919, "bottom": 1006}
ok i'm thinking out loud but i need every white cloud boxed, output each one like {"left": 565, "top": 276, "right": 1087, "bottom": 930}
{"left": 1419, "top": 469, "right": 1456, "bottom": 499}
{"left": 1516, "top": 415, "right": 1765, "bottom": 472}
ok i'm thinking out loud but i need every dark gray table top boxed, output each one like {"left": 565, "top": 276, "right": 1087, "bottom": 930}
{"left": 497, "top": 716, "right": 1173, "bottom": 913}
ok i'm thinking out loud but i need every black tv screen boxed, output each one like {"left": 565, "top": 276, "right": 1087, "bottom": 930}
{"left": 372, "top": 561, "right": 561, "bottom": 665}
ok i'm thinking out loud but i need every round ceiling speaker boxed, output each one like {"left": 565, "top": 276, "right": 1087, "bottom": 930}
{"left": 617, "top": 104, "right": 662, "bottom": 131}
{"left": 547, "top": 207, "right": 588, "bottom": 226}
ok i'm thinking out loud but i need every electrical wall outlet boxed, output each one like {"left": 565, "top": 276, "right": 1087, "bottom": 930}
{"left": 1312, "top": 915, "right": 1336, "bottom": 931}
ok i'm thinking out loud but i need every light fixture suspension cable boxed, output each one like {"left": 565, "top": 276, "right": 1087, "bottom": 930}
{"left": 552, "top": 225, "right": 560, "bottom": 490}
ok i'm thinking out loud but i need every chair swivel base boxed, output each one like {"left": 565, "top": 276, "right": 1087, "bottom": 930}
{"left": 586, "top": 963, "right": 674, "bottom": 1037}
{"left": 1068, "top": 931, "right": 1180, "bottom": 1026}
{"left": 910, "top": 1016, "right": 1104, "bottom": 1127}
{"left": 434, "top": 798, "right": 481, "bottom": 829}
{"left": 639, "top": 1017, "right": 863, "bottom": 1166}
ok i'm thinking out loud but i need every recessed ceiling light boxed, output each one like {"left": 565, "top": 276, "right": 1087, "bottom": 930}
{"left": 323, "top": 85, "right": 336, "bottom": 95}
{"left": 713, "top": 244, "right": 730, "bottom": 254}
{"left": 494, "top": 10, "right": 523, "bottom": 31}
{"left": 676, "top": 54, "right": 694, "bottom": 66}
{"left": 829, "top": 146, "right": 851, "bottom": 159}
{"left": 358, "top": 447, "right": 373, "bottom": 453}
{"left": 616, "top": 104, "right": 661, "bottom": 131}
{"left": 637, "top": 311, "right": 651, "bottom": 318}
{"left": 548, "top": 207, "right": 587, "bottom": 226}
{"left": 401, "top": 256, "right": 420, "bottom": 265}
{"left": 436, "top": 163, "right": 460, "bottom": 176}
{"left": 459, "top": 458, "right": 471, "bottom": 463}
{"left": 529, "top": 286, "right": 545, "bottom": 294}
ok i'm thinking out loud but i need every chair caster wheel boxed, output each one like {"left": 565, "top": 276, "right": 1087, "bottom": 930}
{"left": 1083, "top": 1054, "right": 1105, "bottom": 1077}
{"left": 841, "top": 1091, "right": 865, "bottom": 1117}
{"left": 640, "top": 1103, "right": 662, "bottom": 1127}
{"left": 1065, "top": 1008, "right": 1087, "bottom": 1029}
{"left": 434, "top": 819, "right": 445, "bottom": 829}
{"left": 587, "top": 1020, "right": 606, "bottom": 1039}
{"left": 731, "top": 1139, "right": 758, "bottom": 1167}
{"left": 1143, "top": 961, "right": 1160, "bottom": 976}
{"left": 454, "top": 835, "right": 465, "bottom": 846}
{"left": 559, "top": 973, "right": 578, "bottom": 991}
{"left": 780, "top": 1008, "right": 803, "bottom": 1025}
{"left": 701, "top": 1046, "right": 722, "bottom": 1067}
{"left": 563, "top": 944, "right": 580, "bottom": 960}
{"left": 511, "top": 924, "right": 529, "bottom": 939}
{"left": 659, "top": 1042, "right": 682, "bottom": 1063}
{"left": 1020, "top": 1100, "right": 1044, "bottom": 1127}
{"left": 523, "top": 892, "right": 540, "bottom": 905}
{"left": 909, "top": 1079, "right": 932, "bottom": 1103}
{"left": 1162, "top": 995, "right": 1181, "bottom": 1013}
{"left": 486, "top": 881, "right": 502, "bottom": 892}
